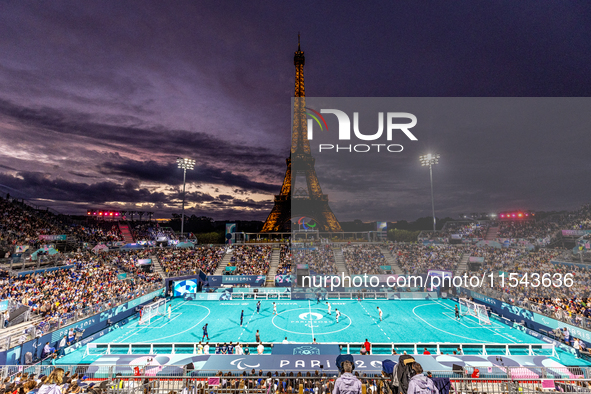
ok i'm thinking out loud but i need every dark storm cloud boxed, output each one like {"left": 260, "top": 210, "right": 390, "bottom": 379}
{"left": 0, "top": 1, "right": 590, "bottom": 220}
{"left": 0, "top": 171, "right": 169, "bottom": 204}
{"left": 98, "top": 158, "right": 280, "bottom": 193}
{"left": 0, "top": 99, "right": 284, "bottom": 169}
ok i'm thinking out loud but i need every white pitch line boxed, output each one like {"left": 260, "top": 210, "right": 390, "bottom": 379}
{"left": 360, "top": 301, "right": 389, "bottom": 339}
{"left": 238, "top": 308, "right": 257, "bottom": 340}
{"left": 308, "top": 300, "right": 315, "bottom": 341}
{"left": 433, "top": 299, "right": 518, "bottom": 343}
{"left": 412, "top": 303, "right": 489, "bottom": 342}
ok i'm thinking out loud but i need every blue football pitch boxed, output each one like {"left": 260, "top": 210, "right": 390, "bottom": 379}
{"left": 56, "top": 297, "right": 588, "bottom": 366}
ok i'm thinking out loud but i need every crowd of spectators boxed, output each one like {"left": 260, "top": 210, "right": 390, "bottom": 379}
{"left": 390, "top": 244, "right": 464, "bottom": 275}
{"left": 553, "top": 203, "right": 591, "bottom": 231}
{"left": 68, "top": 224, "right": 123, "bottom": 245}
{"left": 225, "top": 245, "right": 272, "bottom": 275}
{"left": 439, "top": 222, "right": 489, "bottom": 239}
{"left": 462, "top": 247, "right": 591, "bottom": 327}
{"left": 129, "top": 223, "right": 179, "bottom": 243}
{"left": 464, "top": 246, "right": 523, "bottom": 273}
{"left": 0, "top": 196, "right": 128, "bottom": 259}
{"left": 497, "top": 221, "right": 558, "bottom": 241}
{"left": 292, "top": 245, "right": 337, "bottom": 275}
{"left": 0, "top": 368, "right": 110, "bottom": 394}
{"left": 156, "top": 247, "right": 225, "bottom": 276}
{"left": 0, "top": 197, "right": 66, "bottom": 256}
{"left": 343, "top": 245, "right": 387, "bottom": 275}
{"left": 206, "top": 369, "right": 337, "bottom": 394}
{"left": 276, "top": 244, "right": 292, "bottom": 275}
{"left": 0, "top": 250, "right": 161, "bottom": 332}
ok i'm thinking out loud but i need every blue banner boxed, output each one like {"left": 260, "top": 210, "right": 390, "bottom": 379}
{"left": 272, "top": 344, "right": 341, "bottom": 355}
{"left": 80, "top": 353, "right": 572, "bottom": 377}
{"left": 207, "top": 275, "right": 266, "bottom": 287}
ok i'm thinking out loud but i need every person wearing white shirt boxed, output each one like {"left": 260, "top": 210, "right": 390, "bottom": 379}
{"left": 282, "top": 337, "right": 288, "bottom": 344}
{"left": 203, "top": 342, "right": 210, "bottom": 354}
{"left": 574, "top": 338, "right": 581, "bottom": 358}
{"left": 43, "top": 342, "right": 55, "bottom": 357}
{"left": 235, "top": 343, "right": 243, "bottom": 355}
{"left": 57, "top": 335, "right": 67, "bottom": 357}
{"left": 563, "top": 328, "right": 570, "bottom": 345}
{"left": 197, "top": 342, "right": 203, "bottom": 355}
{"left": 257, "top": 343, "right": 264, "bottom": 355}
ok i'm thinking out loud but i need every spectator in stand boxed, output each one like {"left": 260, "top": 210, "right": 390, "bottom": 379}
{"left": 407, "top": 363, "right": 438, "bottom": 394}
{"left": 292, "top": 245, "right": 337, "bottom": 276}
{"left": 343, "top": 245, "right": 388, "bottom": 275}
{"left": 0, "top": 249, "right": 161, "bottom": 332}
{"left": 157, "top": 247, "right": 224, "bottom": 276}
{"left": 38, "top": 368, "right": 64, "bottom": 394}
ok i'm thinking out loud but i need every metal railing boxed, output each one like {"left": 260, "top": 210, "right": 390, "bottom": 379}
{"left": 1, "top": 367, "right": 591, "bottom": 393}
{"left": 85, "top": 341, "right": 556, "bottom": 359}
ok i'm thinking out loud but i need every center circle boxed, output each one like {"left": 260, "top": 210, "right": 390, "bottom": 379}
{"left": 272, "top": 307, "right": 352, "bottom": 335}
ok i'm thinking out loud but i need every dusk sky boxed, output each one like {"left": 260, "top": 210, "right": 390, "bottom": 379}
{"left": 0, "top": 2, "right": 590, "bottom": 222}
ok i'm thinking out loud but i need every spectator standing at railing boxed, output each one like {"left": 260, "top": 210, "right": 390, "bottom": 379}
{"left": 563, "top": 327, "right": 570, "bottom": 345}
{"left": 574, "top": 337, "right": 582, "bottom": 358}
{"left": 57, "top": 335, "right": 67, "bottom": 357}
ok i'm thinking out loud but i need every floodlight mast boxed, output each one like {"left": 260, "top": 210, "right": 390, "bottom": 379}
{"left": 177, "top": 158, "right": 195, "bottom": 240}
{"left": 419, "top": 154, "right": 440, "bottom": 232}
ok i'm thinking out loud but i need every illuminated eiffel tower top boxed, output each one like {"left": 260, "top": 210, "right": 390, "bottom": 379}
{"left": 291, "top": 33, "right": 311, "bottom": 156}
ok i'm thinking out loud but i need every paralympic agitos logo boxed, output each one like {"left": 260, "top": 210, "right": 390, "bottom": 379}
{"left": 305, "top": 107, "right": 417, "bottom": 153}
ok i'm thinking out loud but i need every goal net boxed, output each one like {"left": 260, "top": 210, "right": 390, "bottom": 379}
{"left": 139, "top": 299, "right": 167, "bottom": 325}
{"left": 459, "top": 298, "right": 491, "bottom": 325}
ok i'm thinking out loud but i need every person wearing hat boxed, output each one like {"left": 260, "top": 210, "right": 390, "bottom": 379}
{"left": 334, "top": 356, "right": 361, "bottom": 394}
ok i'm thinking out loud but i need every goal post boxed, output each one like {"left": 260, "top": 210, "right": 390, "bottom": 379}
{"left": 476, "top": 304, "right": 491, "bottom": 325}
{"left": 459, "top": 298, "right": 491, "bottom": 325}
{"left": 139, "top": 299, "right": 167, "bottom": 325}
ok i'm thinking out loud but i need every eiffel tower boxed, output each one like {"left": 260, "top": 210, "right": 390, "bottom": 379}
{"left": 261, "top": 36, "right": 342, "bottom": 233}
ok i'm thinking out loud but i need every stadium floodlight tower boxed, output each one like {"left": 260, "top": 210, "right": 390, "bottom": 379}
{"left": 419, "top": 153, "right": 440, "bottom": 232}
{"left": 177, "top": 157, "right": 195, "bottom": 240}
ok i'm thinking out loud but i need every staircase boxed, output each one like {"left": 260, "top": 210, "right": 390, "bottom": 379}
{"left": 6, "top": 305, "right": 31, "bottom": 327}
{"left": 266, "top": 248, "right": 281, "bottom": 287}
{"left": 380, "top": 246, "right": 404, "bottom": 275}
{"left": 214, "top": 250, "right": 233, "bottom": 275}
{"left": 118, "top": 222, "right": 135, "bottom": 244}
{"left": 150, "top": 254, "right": 166, "bottom": 279}
{"left": 455, "top": 254, "right": 470, "bottom": 276}
{"left": 332, "top": 246, "right": 349, "bottom": 276}
{"left": 485, "top": 225, "right": 499, "bottom": 241}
